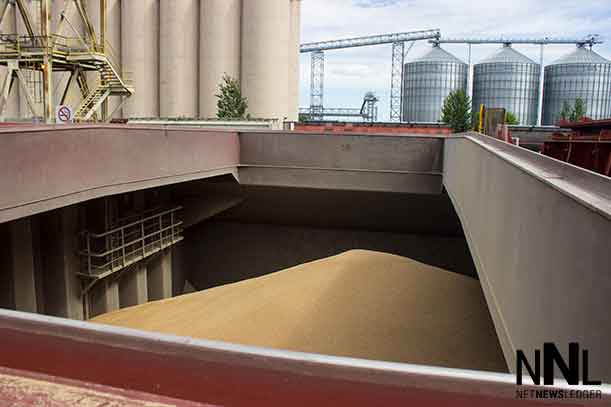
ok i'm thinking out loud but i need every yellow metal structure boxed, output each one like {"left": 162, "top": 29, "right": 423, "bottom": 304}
{"left": 0, "top": 0, "right": 133, "bottom": 122}
{"left": 478, "top": 104, "right": 485, "bottom": 133}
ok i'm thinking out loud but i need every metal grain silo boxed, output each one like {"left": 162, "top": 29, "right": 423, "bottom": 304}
{"left": 472, "top": 44, "right": 540, "bottom": 125}
{"left": 241, "top": 0, "right": 291, "bottom": 121}
{"left": 402, "top": 45, "right": 468, "bottom": 123}
{"left": 121, "top": 0, "right": 159, "bottom": 118}
{"left": 287, "top": 0, "right": 302, "bottom": 122}
{"left": 160, "top": 0, "right": 198, "bottom": 118}
{"left": 199, "top": 0, "right": 241, "bottom": 119}
{"left": 543, "top": 46, "right": 611, "bottom": 125}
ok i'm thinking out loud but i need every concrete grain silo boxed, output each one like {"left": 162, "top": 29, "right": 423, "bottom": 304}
{"left": 199, "top": 0, "right": 242, "bottom": 119}
{"left": 543, "top": 45, "right": 611, "bottom": 125}
{"left": 122, "top": 0, "right": 159, "bottom": 118}
{"left": 0, "top": 3, "right": 19, "bottom": 119}
{"left": 241, "top": 0, "right": 291, "bottom": 121}
{"left": 160, "top": 0, "right": 199, "bottom": 118}
{"left": 288, "top": 0, "right": 302, "bottom": 122}
{"left": 472, "top": 45, "right": 540, "bottom": 126}
{"left": 87, "top": 0, "right": 122, "bottom": 118}
{"left": 3, "top": 0, "right": 300, "bottom": 123}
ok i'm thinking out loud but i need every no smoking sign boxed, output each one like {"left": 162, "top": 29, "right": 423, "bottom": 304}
{"left": 55, "top": 105, "right": 74, "bottom": 124}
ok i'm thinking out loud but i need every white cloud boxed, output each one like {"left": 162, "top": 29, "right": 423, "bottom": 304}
{"left": 299, "top": 0, "right": 611, "bottom": 120}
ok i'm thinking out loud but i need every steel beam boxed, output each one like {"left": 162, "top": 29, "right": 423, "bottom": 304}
{"left": 16, "top": 68, "right": 40, "bottom": 117}
{"left": 100, "top": 0, "right": 108, "bottom": 120}
{"left": 299, "top": 107, "right": 364, "bottom": 118}
{"left": 0, "top": 62, "right": 16, "bottom": 118}
{"left": 432, "top": 35, "right": 603, "bottom": 46}
{"left": 15, "top": 0, "right": 35, "bottom": 38}
{"left": 389, "top": 42, "right": 404, "bottom": 122}
{"left": 74, "top": 0, "right": 96, "bottom": 46}
{"left": 40, "top": 0, "right": 53, "bottom": 123}
{"left": 60, "top": 69, "right": 79, "bottom": 105}
{"left": 0, "top": 0, "right": 10, "bottom": 27}
{"left": 537, "top": 44, "right": 544, "bottom": 126}
{"left": 301, "top": 29, "right": 440, "bottom": 53}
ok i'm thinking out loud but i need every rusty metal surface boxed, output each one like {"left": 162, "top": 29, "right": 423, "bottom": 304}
{"left": 0, "top": 367, "right": 212, "bottom": 407}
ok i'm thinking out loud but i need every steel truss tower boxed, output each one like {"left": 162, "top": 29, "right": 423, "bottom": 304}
{"left": 301, "top": 29, "right": 603, "bottom": 123}
{"left": 302, "top": 29, "right": 440, "bottom": 122}
{"left": 309, "top": 50, "right": 324, "bottom": 120}
{"left": 389, "top": 41, "right": 415, "bottom": 122}
{"left": 0, "top": 0, "right": 133, "bottom": 123}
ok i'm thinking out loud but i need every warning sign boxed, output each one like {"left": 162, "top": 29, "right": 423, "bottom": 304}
{"left": 55, "top": 105, "right": 73, "bottom": 124}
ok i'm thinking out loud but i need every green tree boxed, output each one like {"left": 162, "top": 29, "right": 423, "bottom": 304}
{"left": 215, "top": 74, "right": 248, "bottom": 119}
{"left": 505, "top": 111, "right": 519, "bottom": 125}
{"left": 570, "top": 98, "right": 586, "bottom": 122}
{"left": 441, "top": 89, "right": 472, "bottom": 133}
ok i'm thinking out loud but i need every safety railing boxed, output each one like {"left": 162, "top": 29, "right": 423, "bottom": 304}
{"left": 80, "top": 207, "right": 183, "bottom": 280}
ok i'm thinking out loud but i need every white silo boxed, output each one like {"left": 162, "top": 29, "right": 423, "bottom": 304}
{"left": 121, "top": 0, "right": 159, "bottom": 118}
{"left": 472, "top": 45, "right": 540, "bottom": 126}
{"left": 543, "top": 46, "right": 611, "bottom": 125}
{"left": 0, "top": 3, "right": 19, "bottom": 119}
{"left": 199, "top": 0, "right": 242, "bottom": 119}
{"left": 160, "top": 0, "right": 198, "bottom": 118}
{"left": 288, "top": 0, "right": 301, "bottom": 122}
{"left": 402, "top": 45, "right": 468, "bottom": 123}
{"left": 241, "top": 0, "right": 291, "bottom": 121}
{"left": 87, "top": 0, "right": 122, "bottom": 118}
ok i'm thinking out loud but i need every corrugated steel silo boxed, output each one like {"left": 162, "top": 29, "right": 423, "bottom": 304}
{"left": 241, "top": 0, "right": 291, "bottom": 120}
{"left": 288, "top": 0, "right": 301, "bottom": 122}
{"left": 160, "top": 0, "right": 198, "bottom": 118}
{"left": 402, "top": 45, "right": 468, "bottom": 123}
{"left": 199, "top": 0, "right": 241, "bottom": 119}
{"left": 121, "top": 0, "right": 159, "bottom": 118}
{"left": 543, "top": 46, "right": 611, "bottom": 125}
{"left": 472, "top": 44, "right": 540, "bottom": 125}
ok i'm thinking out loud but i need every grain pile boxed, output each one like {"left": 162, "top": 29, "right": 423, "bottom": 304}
{"left": 92, "top": 250, "right": 507, "bottom": 372}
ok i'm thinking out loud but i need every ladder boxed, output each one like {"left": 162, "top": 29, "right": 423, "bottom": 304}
{"left": 73, "top": 55, "right": 134, "bottom": 121}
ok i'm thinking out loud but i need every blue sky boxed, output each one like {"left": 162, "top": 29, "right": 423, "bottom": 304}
{"left": 298, "top": 0, "right": 611, "bottom": 121}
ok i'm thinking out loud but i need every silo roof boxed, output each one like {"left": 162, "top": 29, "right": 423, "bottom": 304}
{"left": 409, "top": 45, "right": 466, "bottom": 64}
{"left": 549, "top": 46, "right": 609, "bottom": 65}
{"left": 477, "top": 45, "right": 538, "bottom": 65}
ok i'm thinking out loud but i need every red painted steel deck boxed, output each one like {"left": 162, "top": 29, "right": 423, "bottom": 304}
{"left": 0, "top": 366, "right": 211, "bottom": 406}
{"left": 1, "top": 310, "right": 609, "bottom": 406}
{"left": 544, "top": 118, "right": 611, "bottom": 176}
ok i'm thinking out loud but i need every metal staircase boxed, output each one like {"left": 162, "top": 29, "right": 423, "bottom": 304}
{"left": 73, "top": 55, "right": 134, "bottom": 121}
